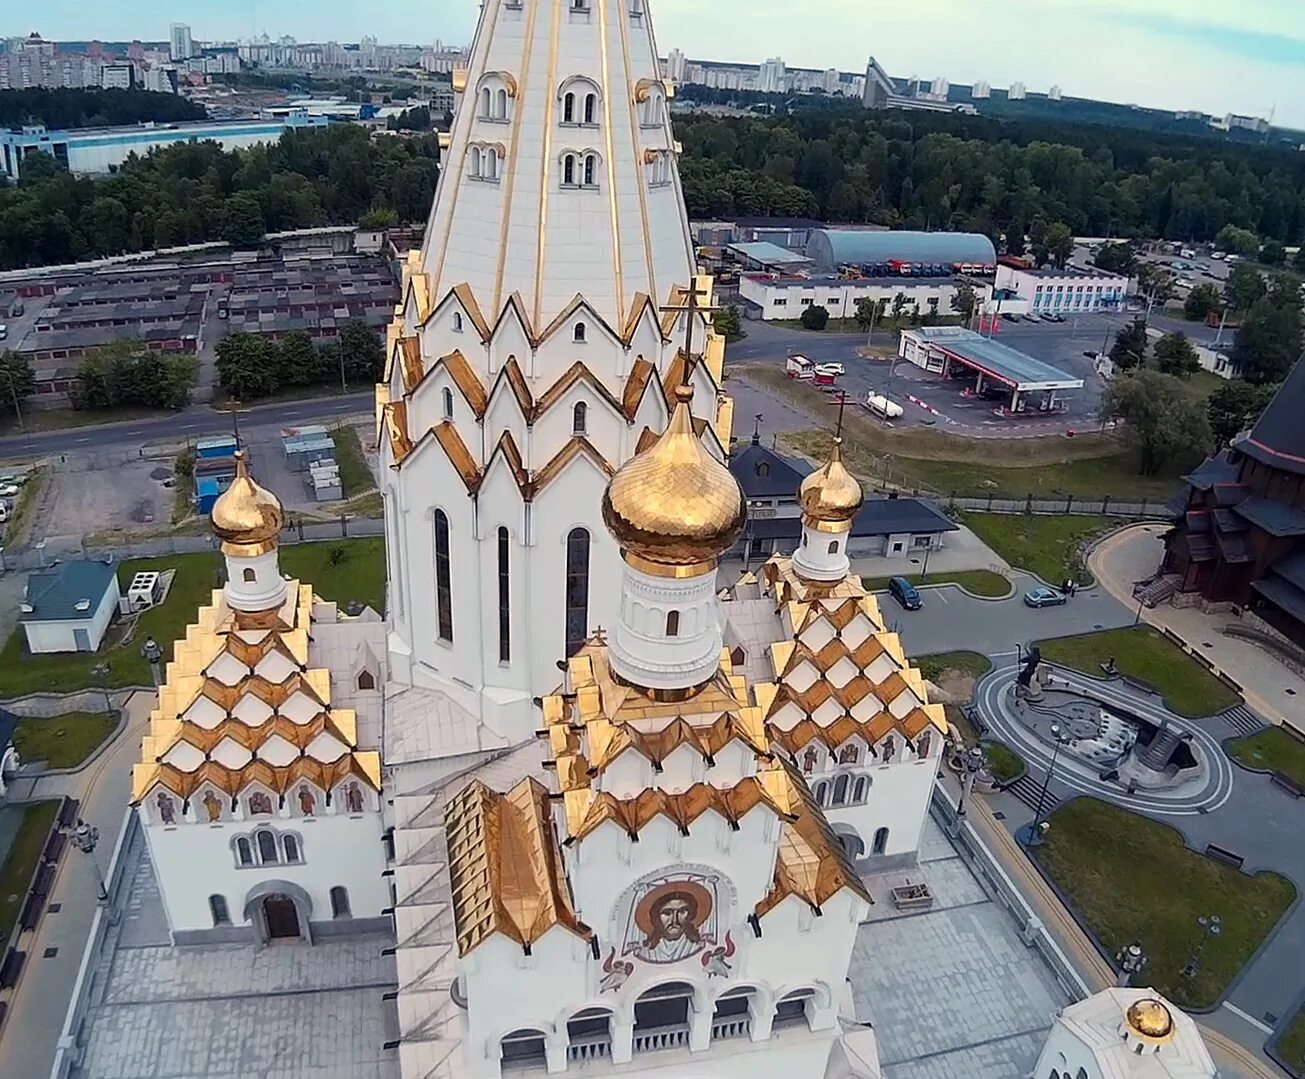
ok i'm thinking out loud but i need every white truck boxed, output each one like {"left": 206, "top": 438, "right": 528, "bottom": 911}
{"left": 865, "top": 392, "right": 904, "bottom": 419}
{"left": 785, "top": 354, "right": 814, "bottom": 379}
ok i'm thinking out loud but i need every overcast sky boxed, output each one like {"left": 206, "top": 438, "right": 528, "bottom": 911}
{"left": 17, "top": 0, "right": 1305, "bottom": 126}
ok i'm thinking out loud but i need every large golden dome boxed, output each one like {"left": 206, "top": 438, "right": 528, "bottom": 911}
{"left": 1125, "top": 998, "right": 1174, "bottom": 1042}
{"left": 211, "top": 452, "right": 284, "bottom": 556}
{"left": 799, "top": 439, "right": 863, "bottom": 529}
{"left": 602, "top": 386, "right": 745, "bottom": 575}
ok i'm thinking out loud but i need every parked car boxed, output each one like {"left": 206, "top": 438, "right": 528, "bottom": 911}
{"left": 888, "top": 576, "right": 923, "bottom": 611}
{"left": 1023, "top": 586, "right": 1068, "bottom": 609}
{"left": 1023, "top": 312, "right": 1042, "bottom": 322}
{"left": 1082, "top": 350, "right": 1100, "bottom": 359}
{"left": 1001, "top": 312, "right": 1020, "bottom": 323}
{"left": 1211, "top": 251, "right": 1226, "bottom": 261}
{"left": 814, "top": 362, "right": 845, "bottom": 377}
{"left": 0, "top": 324, "right": 8, "bottom": 340}
{"left": 1045, "top": 312, "right": 1066, "bottom": 322}
{"left": 0, "top": 484, "right": 18, "bottom": 498}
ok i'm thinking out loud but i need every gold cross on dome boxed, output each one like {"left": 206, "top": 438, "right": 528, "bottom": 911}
{"left": 831, "top": 390, "right": 852, "bottom": 439}
{"left": 660, "top": 280, "right": 717, "bottom": 385}
{"left": 213, "top": 399, "right": 253, "bottom": 447}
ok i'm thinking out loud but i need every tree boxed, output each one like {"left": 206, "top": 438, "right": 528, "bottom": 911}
{"left": 215, "top": 332, "right": 280, "bottom": 400}
{"left": 358, "top": 208, "right": 399, "bottom": 229}
{"left": 1214, "top": 225, "right": 1260, "bottom": 256}
{"left": 1153, "top": 333, "right": 1201, "bottom": 378}
{"left": 0, "top": 350, "right": 34, "bottom": 424}
{"left": 1233, "top": 295, "right": 1304, "bottom": 385}
{"left": 71, "top": 341, "right": 194, "bottom": 411}
{"left": 1225, "top": 264, "right": 1267, "bottom": 313}
{"left": 278, "top": 330, "right": 318, "bottom": 386}
{"left": 1183, "top": 282, "right": 1223, "bottom": 321}
{"left": 1110, "top": 319, "right": 1150, "bottom": 371}
{"left": 891, "top": 292, "right": 908, "bottom": 320}
{"left": 1093, "top": 242, "right": 1136, "bottom": 276}
{"left": 1135, "top": 263, "right": 1176, "bottom": 309}
{"left": 1031, "top": 220, "right": 1074, "bottom": 269}
{"left": 713, "top": 304, "right": 742, "bottom": 340}
{"left": 337, "top": 319, "right": 385, "bottom": 383}
{"left": 854, "top": 295, "right": 878, "bottom": 331}
{"left": 1207, "top": 379, "right": 1277, "bottom": 447}
{"left": 800, "top": 304, "right": 829, "bottom": 331}
{"left": 949, "top": 283, "right": 978, "bottom": 322}
{"left": 1260, "top": 239, "right": 1286, "bottom": 266}
{"left": 1099, "top": 369, "right": 1212, "bottom": 476}
{"left": 222, "top": 192, "right": 266, "bottom": 248}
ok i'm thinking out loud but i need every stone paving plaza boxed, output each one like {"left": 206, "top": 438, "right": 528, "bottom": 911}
{"left": 71, "top": 816, "right": 1066, "bottom": 1079}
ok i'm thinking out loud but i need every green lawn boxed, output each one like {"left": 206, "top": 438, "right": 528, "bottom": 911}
{"left": 904, "top": 453, "right": 1184, "bottom": 502}
{"left": 863, "top": 569, "right": 1011, "bottom": 598}
{"left": 1034, "top": 798, "right": 1296, "bottom": 1008}
{"left": 958, "top": 511, "right": 1124, "bottom": 585}
{"left": 981, "top": 740, "right": 1025, "bottom": 782}
{"left": 0, "top": 800, "right": 59, "bottom": 941}
{"left": 913, "top": 650, "right": 993, "bottom": 683}
{"left": 0, "top": 538, "right": 385, "bottom": 696}
{"left": 1275, "top": 1003, "right": 1305, "bottom": 1075}
{"left": 13, "top": 712, "right": 119, "bottom": 770}
{"left": 329, "top": 425, "right": 376, "bottom": 498}
{"left": 1227, "top": 727, "right": 1305, "bottom": 785}
{"left": 1036, "top": 625, "right": 1240, "bottom": 717}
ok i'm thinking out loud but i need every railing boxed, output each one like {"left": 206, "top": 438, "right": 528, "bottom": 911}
{"left": 631, "top": 1023, "right": 690, "bottom": 1053}
{"left": 710, "top": 1014, "right": 751, "bottom": 1041}
{"left": 565, "top": 1033, "right": 612, "bottom": 1062}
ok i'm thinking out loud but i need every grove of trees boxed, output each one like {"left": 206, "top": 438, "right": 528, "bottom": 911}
{"left": 1099, "top": 369, "right": 1211, "bottom": 476}
{"left": 71, "top": 341, "right": 195, "bottom": 411}
{"left": 0, "top": 125, "right": 440, "bottom": 269}
{"left": 0, "top": 88, "right": 205, "bottom": 130}
{"left": 215, "top": 321, "right": 384, "bottom": 401}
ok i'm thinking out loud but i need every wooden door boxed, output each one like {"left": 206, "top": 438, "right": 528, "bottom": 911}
{"left": 263, "top": 895, "right": 300, "bottom": 940}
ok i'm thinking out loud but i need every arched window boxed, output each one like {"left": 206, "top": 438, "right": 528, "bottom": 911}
{"left": 812, "top": 780, "right": 829, "bottom": 807}
{"left": 1075, "top": 1070, "right": 1089, "bottom": 1079}
{"left": 567, "top": 1008, "right": 614, "bottom": 1060}
{"left": 495, "top": 88, "right": 508, "bottom": 119}
{"left": 469, "top": 145, "right": 482, "bottom": 178}
{"left": 832, "top": 773, "right": 849, "bottom": 806}
{"left": 774, "top": 988, "right": 815, "bottom": 1030}
{"left": 632, "top": 982, "right": 694, "bottom": 1047}
{"left": 572, "top": 401, "right": 587, "bottom": 434}
{"left": 872, "top": 826, "right": 889, "bottom": 855}
{"left": 665, "top": 610, "right": 680, "bottom": 637}
{"left": 442, "top": 387, "right": 454, "bottom": 419}
{"left": 452, "top": 311, "right": 463, "bottom": 332}
{"left": 357, "top": 669, "right": 376, "bottom": 691}
{"left": 584, "top": 93, "right": 596, "bottom": 124}
{"left": 573, "top": 321, "right": 586, "bottom": 343}
{"left": 282, "top": 834, "right": 301, "bottom": 863}
{"left": 434, "top": 509, "right": 454, "bottom": 642}
{"left": 757, "top": 462, "right": 770, "bottom": 477}
{"left": 563, "top": 153, "right": 576, "bottom": 186}
{"left": 235, "top": 837, "right": 253, "bottom": 866}
{"left": 712, "top": 986, "right": 754, "bottom": 1039}
{"left": 256, "top": 829, "right": 279, "bottom": 864}
{"left": 480, "top": 87, "right": 492, "bottom": 117}
{"left": 852, "top": 775, "right": 868, "bottom": 803}
{"left": 209, "top": 894, "right": 230, "bottom": 926}
{"left": 243, "top": 567, "right": 256, "bottom": 583}
{"left": 583, "top": 153, "right": 596, "bottom": 186}
{"left": 565, "top": 528, "right": 590, "bottom": 657}
{"left": 330, "top": 885, "right": 351, "bottom": 918}
{"left": 827, "top": 539, "right": 839, "bottom": 555}
{"left": 497, "top": 527, "right": 511, "bottom": 664}
{"left": 485, "top": 147, "right": 499, "bottom": 181}
{"left": 501, "top": 1030, "right": 548, "bottom": 1068}
{"left": 563, "top": 92, "right": 576, "bottom": 123}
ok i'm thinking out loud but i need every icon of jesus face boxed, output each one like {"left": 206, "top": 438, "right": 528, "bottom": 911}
{"left": 655, "top": 894, "right": 694, "bottom": 942}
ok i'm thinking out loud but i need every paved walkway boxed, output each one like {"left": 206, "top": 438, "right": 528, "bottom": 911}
{"left": 0, "top": 691, "right": 151, "bottom": 1079}
{"left": 1090, "top": 524, "right": 1305, "bottom": 729}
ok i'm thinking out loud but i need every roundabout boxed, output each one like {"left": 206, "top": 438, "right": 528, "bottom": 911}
{"left": 974, "top": 659, "right": 1236, "bottom": 818}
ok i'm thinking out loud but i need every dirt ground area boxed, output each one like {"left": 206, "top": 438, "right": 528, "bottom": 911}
{"left": 246, "top": 421, "right": 377, "bottom": 514}
{"left": 43, "top": 451, "right": 178, "bottom": 540}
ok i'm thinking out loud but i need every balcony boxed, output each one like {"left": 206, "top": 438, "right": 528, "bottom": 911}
{"left": 631, "top": 1023, "right": 690, "bottom": 1054}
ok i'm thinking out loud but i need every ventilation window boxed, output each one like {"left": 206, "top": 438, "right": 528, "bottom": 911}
{"left": 665, "top": 610, "right": 680, "bottom": 637}
{"left": 573, "top": 322, "right": 587, "bottom": 343}
{"left": 242, "top": 568, "right": 256, "bottom": 583}
{"left": 452, "top": 312, "right": 463, "bottom": 332}
{"left": 357, "top": 669, "right": 376, "bottom": 691}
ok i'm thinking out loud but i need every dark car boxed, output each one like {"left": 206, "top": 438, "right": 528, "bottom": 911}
{"left": 888, "top": 576, "right": 923, "bottom": 611}
{"left": 1023, "top": 586, "right": 1068, "bottom": 609}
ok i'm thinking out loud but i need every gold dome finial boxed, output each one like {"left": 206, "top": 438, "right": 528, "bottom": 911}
{"left": 602, "top": 383, "right": 745, "bottom": 577}
{"left": 798, "top": 437, "right": 863, "bottom": 532}
{"left": 1125, "top": 998, "right": 1174, "bottom": 1043}
{"left": 211, "top": 452, "right": 284, "bottom": 557}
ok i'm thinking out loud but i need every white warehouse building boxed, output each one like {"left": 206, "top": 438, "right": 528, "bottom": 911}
{"left": 739, "top": 272, "right": 991, "bottom": 323}
{"left": 995, "top": 264, "right": 1129, "bottom": 315}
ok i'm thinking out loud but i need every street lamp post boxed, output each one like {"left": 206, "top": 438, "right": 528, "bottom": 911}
{"left": 1181, "top": 914, "right": 1222, "bottom": 980}
{"left": 91, "top": 662, "right": 112, "bottom": 716}
{"left": 1115, "top": 941, "right": 1149, "bottom": 987}
{"left": 1020, "top": 722, "right": 1066, "bottom": 846}
{"left": 70, "top": 818, "right": 108, "bottom": 903}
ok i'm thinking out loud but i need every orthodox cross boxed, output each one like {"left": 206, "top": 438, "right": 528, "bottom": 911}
{"left": 659, "top": 280, "right": 716, "bottom": 387}
{"left": 831, "top": 389, "right": 852, "bottom": 439}
{"left": 214, "top": 399, "right": 252, "bottom": 448}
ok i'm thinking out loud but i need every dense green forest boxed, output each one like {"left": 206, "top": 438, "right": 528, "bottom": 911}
{"left": 0, "top": 125, "right": 439, "bottom": 268}
{"left": 676, "top": 109, "right": 1305, "bottom": 244}
{"left": 0, "top": 88, "right": 205, "bottom": 129}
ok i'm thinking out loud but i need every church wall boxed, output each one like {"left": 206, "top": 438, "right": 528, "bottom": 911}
{"left": 142, "top": 808, "right": 389, "bottom": 939}
{"left": 826, "top": 753, "right": 939, "bottom": 862}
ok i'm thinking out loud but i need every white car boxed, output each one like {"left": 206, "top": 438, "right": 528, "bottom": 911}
{"left": 1023, "top": 312, "right": 1042, "bottom": 322}
{"left": 814, "top": 362, "right": 845, "bottom": 377}
{"left": 0, "top": 484, "right": 18, "bottom": 498}
{"left": 1211, "top": 251, "right": 1226, "bottom": 261}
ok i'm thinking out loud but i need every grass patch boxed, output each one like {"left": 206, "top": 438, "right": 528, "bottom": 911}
{"left": 1, "top": 465, "right": 46, "bottom": 547}
{"left": 329, "top": 425, "right": 375, "bottom": 498}
{"left": 171, "top": 445, "right": 196, "bottom": 525}
{"left": 0, "top": 406, "right": 159, "bottom": 439}
{"left": 1227, "top": 727, "right": 1305, "bottom": 785}
{"left": 13, "top": 711, "right": 118, "bottom": 770}
{"left": 957, "top": 511, "right": 1123, "bottom": 585}
{"left": 900, "top": 453, "right": 1185, "bottom": 501}
{"left": 1275, "top": 1003, "right": 1305, "bottom": 1075}
{"left": 1034, "top": 797, "right": 1295, "bottom": 1008}
{"left": 0, "top": 538, "right": 384, "bottom": 695}
{"left": 0, "top": 800, "right": 59, "bottom": 941}
{"left": 863, "top": 569, "right": 1011, "bottom": 598}
{"left": 981, "top": 740, "right": 1025, "bottom": 782}
{"left": 914, "top": 651, "right": 993, "bottom": 683}
{"left": 1036, "top": 625, "right": 1240, "bottom": 717}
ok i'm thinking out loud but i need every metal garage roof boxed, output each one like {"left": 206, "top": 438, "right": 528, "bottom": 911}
{"left": 806, "top": 229, "right": 996, "bottom": 269}
{"left": 903, "top": 326, "right": 1083, "bottom": 393}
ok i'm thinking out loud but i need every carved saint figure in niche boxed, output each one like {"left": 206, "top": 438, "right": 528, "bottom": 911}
{"left": 202, "top": 790, "right": 223, "bottom": 822}
{"left": 838, "top": 744, "right": 859, "bottom": 765}
{"left": 155, "top": 791, "right": 176, "bottom": 825}
{"left": 802, "top": 746, "right": 818, "bottom": 774}
{"left": 248, "top": 791, "right": 273, "bottom": 816}
{"left": 297, "top": 786, "right": 316, "bottom": 816}
{"left": 882, "top": 735, "right": 897, "bottom": 763}
{"left": 916, "top": 729, "right": 932, "bottom": 760}
{"left": 344, "top": 782, "right": 364, "bottom": 814}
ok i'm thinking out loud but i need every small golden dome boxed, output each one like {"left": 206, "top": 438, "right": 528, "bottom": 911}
{"left": 602, "top": 385, "right": 745, "bottom": 575}
{"left": 1125, "top": 998, "right": 1174, "bottom": 1041}
{"left": 799, "top": 439, "right": 863, "bottom": 526}
{"left": 211, "top": 452, "right": 284, "bottom": 555}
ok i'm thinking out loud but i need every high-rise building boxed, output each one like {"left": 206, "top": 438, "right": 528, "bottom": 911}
{"left": 665, "top": 46, "right": 686, "bottom": 81}
{"left": 758, "top": 55, "right": 786, "bottom": 93}
{"left": 971, "top": 80, "right": 991, "bottom": 99}
{"left": 1008, "top": 80, "right": 1026, "bottom": 100}
{"left": 929, "top": 76, "right": 949, "bottom": 99}
{"left": 862, "top": 56, "right": 895, "bottom": 109}
{"left": 1048, "top": 84, "right": 1062, "bottom": 101}
{"left": 169, "top": 23, "right": 193, "bottom": 61}
{"left": 822, "top": 67, "right": 840, "bottom": 94}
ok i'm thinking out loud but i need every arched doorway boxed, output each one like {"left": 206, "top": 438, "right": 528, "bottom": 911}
{"left": 263, "top": 895, "right": 300, "bottom": 940}
{"left": 243, "top": 879, "right": 313, "bottom": 945}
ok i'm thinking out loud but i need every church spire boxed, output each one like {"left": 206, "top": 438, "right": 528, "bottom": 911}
{"left": 792, "top": 438, "right": 864, "bottom": 583}
{"left": 209, "top": 452, "right": 288, "bottom": 612}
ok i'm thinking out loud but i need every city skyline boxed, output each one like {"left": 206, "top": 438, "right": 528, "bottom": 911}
{"left": 6, "top": 0, "right": 1305, "bottom": 127}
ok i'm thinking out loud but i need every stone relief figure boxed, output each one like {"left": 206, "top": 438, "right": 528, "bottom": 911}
{"left": 155, "top": 791, "right": 176, "bottom": 825}
{"left": 882, "top": 734, "right": 897, "bottom": 763}
{"left": 202, "top": 790, "right": 223, "bottom": 822}
{"left": 802, "top": 746, "right": 819, "bottom": 774}
{"left": 916, "top": 729, "right": 932, "bottom": 759}
{"left": 344, "top": 782, "right": 364, "bottom": 814}
{"left": 838, "top": 744, "right": 859, "bottom": 765}
{"left": 247, "top": 791, "right": 273, "bottom": 816}
{"left": 297, "top": 786, "right": 316, "bottom": 816}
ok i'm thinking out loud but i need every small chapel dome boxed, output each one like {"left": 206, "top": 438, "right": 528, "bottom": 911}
{"left": 602, "top": 385, "right": 745, "bottom": 573}
{"left": 211, "top": 452, "right": 284, "bottom": 554}
{"left": 798, "top": 438, "right": 863, "bottom": 526}
{"left": 1125, "top": 997, "right": 1174, "bottom": 1042}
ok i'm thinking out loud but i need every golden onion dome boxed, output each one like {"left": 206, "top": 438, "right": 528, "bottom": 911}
{"left": 799, "top": 439, "right": 863, "bottom": 526}
{"left": 1125, "top": 998, "right": 1174, "bottom": 1042}
{"left": 211, "top": 451, "right": 284, "bottom": 555}
{"left": 602, "top": 385, "right": 745, "bottom": 575}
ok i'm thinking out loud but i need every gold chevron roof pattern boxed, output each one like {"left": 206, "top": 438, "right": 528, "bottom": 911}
{"left": 131, "top": 582, "right": 381, "bottom": 805}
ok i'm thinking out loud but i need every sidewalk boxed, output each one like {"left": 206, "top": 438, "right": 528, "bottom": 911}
{"left": 0, "top": 691, "right": 151, "bottom": 1079}
{"left": 1090, "top": 523, "right": 1305, "bottom": 728}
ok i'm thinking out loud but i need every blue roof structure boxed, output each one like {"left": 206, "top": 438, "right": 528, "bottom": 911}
{"left": 21, "top": 560, "right": 117, "bottom": 623}
{"left": 902, "top": 327, "right": 1083, "bottom": 392}
{"left": 806, "top": 229, "right": 996, "bottom": 270}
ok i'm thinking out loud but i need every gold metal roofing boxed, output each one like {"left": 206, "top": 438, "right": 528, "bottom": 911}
{"left": 210, "top": 452, "right": 284, "bottom": 556}
{"left": 1126, "top": 998, "right": 1175, "bottom": 1043}
{"left": 798, "top": 439, "right": 863, "bottom": 529}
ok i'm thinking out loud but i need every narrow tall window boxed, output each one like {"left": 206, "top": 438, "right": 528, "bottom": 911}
{"left": 497, "top": 527, "right": 511, "bottom": 663}
{"left": 442, "top": 387, "right": 454, "bottom": 420}
{"left": 665, "top": 610, "right": 680, "bottom": 637}
{"left": 563, "top": 92, "right": 575, "bottom": 123}
{"left": 832, "top": 773, "right": 849, "bottom": 806}
{"left": 583, "top": 153, "right": 596, "bottom": 186}
{"left": 330, "top": 886, "right": 352, "bottom": 919}
{"left": 584, "top": 93, "right": 596, "bottom": 124}
{"left": 565, "top": 528, "right": 590, "bottom": 656}
{"left": 469, "top": 145, "right": 482, "bottom": 178}
{"left": 572, "top": 401, "right": 587, "bottom": 434}
{"left": 872, "top": 826, "right": 889, "bottom": 855}
{"left": 480, "top": 87, "right": 492, "bottom": 117}
{"left": 282, "top": 834, "right": 301, "bottom": 863}
{"left": 495, "top": 88, "right": 508, "bottom": 119}
{"left": 563, "top": 153, "right": 576, "bottom": 186}
{"left": 434, "top": 509, "right": 454, "bottom": 642}
{"left": 209, "top": 895, "right": 230, "bottom": 926}
{"left": 256, "top": 829, "right": 279, "bottom": 864}
{"left": 235, "top": 837, "right": 253, "bottom": 866}
{"left": 573, "top": 322, "right": 586, "bottom": 342}
{"left": 452, "top": 312, "right": 463, "bottom": 332}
